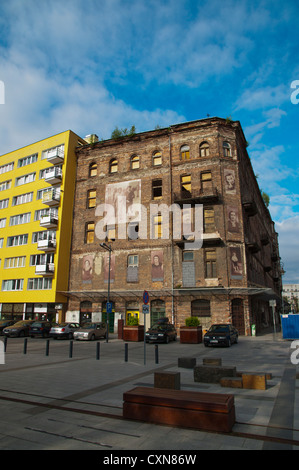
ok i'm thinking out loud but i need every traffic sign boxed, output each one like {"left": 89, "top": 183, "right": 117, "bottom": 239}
{"left": 142, "top": 304, "right": 150, "bottom": 314}
{"left": 143, "top": 290, "right": 149, "bottom": 304}
{"left": 106, "top": 302, "right": 113, "bottom": 314}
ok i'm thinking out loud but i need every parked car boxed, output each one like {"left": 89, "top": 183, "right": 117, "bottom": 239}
{"left": 145, "top": 322, "right": 177, "bottom": 343}
{"left": 204, "top": 324, "right": 238, "bottom": 347}
{"left": 29, "top": 321, "right": 54, "bottom": 338}
{"left": 73, "top": 322, "right": 107, "bottom": 341}
{"left": 50, "top": 322, "right": 81, "bottom": 339}
{"left": 0, "top": 320, "right": 16, "bottom": 335}
{"left": 3, "top": 320, "right": 35, "bottom": 337}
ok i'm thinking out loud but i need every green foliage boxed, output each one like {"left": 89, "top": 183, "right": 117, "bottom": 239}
{"left": 127, "top": 316, "right": 139, "bottom": 326}
{"left": 111, "top": 125, "right": 136, "bottom": 140}
{"left": 185, "top": 316, "right": 200, "bottom": 327}
{"left": 261, "top": 191, "right": 270, "bottom": 207}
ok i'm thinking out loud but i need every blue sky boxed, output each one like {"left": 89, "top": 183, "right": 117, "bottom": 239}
{"left": 0, "top": 0, "right": 298, "bottom": 283}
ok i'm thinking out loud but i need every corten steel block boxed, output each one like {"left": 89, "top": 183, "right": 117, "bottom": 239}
{"left": 154, "top": 372, "right": 181, "bottom": 390}
{"left": 123, "top": 387, "right": 236, "bottom": 433}
{"left": 220, "top": 377, "right": 243, "bottom": 388}
{"left": 178, "top": 357, "right": 196, "bottom": 369}
{"left": 203, "top": 357, "right": 222, "bottom": 366}
{"left": 242, "top": 373, "right": 267, "bottom": 390}
{"left": 194, "top": 365, "right": 237, "bottom": 384}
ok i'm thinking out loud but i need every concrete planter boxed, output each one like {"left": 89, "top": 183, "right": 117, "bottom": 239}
{"left": 123, "top": 325, "right": 144, "bottom": 342}
{"left": 180, "top": 326, "right": 202, "bottom": 344}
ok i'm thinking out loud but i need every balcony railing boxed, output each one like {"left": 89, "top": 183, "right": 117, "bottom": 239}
{"left": 35, "top": 263, "right": 55, "bottom": 276}
{"left": 37, "top": 239, "right": 57, "bottom": 252}
{"left": 40, "top": 213, "right": 58, "bottom": 229}
{"left": 42, "top": 189, "right": 60, "bottom": 206}
{"left": 47, "top": 148, "right": 64, "bottom": 164}
{"left": 44, "top": 167, "right": 62, "bottom": 185}
{"left": 173, "top": 186, "right": 219, "bottom": 204}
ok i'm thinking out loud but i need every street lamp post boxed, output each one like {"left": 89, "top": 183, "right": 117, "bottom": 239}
{"left": 100, "top": 242, "right": 112, "bottom": 343}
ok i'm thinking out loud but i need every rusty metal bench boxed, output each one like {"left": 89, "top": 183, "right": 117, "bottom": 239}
{"left": 123, "top": 386, "right": 235, "bottom": 433}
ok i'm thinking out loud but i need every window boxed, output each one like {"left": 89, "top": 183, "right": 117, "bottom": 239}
{"left": 85, "top": 222, "right": 95, "bottom": 244}
{"left": 153, "top": 214, "right": 163, "bottom": 239}
{"left": 15, "top": 172, "right": 35, "bottom": 186}
{"left": 153, "top": 151, "right": 162, "bottom": 166}
{"left": 89, "top": 162, "right": 97, "bottom": 177}
{"left": 127, "top": 255, "right": 139, "bottom": 283}
{"left": 12, "top": 192, "right": 33, "bottom": 206}
{"left": 223, "top": 141, "right": 232, "bottom": 157}
{"left": 27, "top": 277, "right": 52, "bottom": 290}
{"left": 2, "top": 279, "right": 24, "bottom": 291}
{"left": 9, "top": 212, "right": 31, "bottom": 226}
{"left": 0, "top": 180, "right": 11, "bottom": 191}
{"left": 152, "top": 179, "right": 162, "bottom": 200}
{"left": 0, "top": 198, "right": 9, "bottom": 209}
{"left": 191, "top": 299, "right": 211, "bottom": 317}
{"left": 128, "top": 221, "right": 139, "bottom": 240}
{"left": 4, "top": 256, "right": 26, "bottom": 268}
{"left": 0, "top": 218, "right": 6, "bottom": 228}
{"left": 200, "top": 171, "right": 212, "bottom": 191}
{"left": 0, "top": 162, "right": 14, "bottom": 175}
{"left": 109, "top": 159, "right": 118, "bottom": 173}
{"left": 106, "top": 225, "right": 116, "bottom": 241}
{"left": 181, "top": 145, "right": 190, "bottom": 160}
{"left": 205, "top": 250, "right": 217, "bottom": 278}
{"left": 203, "top": 208, "right": 215, "bottom": 233}
{"left": 181, "top": 175, "right": 191, "bottom": 197}
{"left": 18, "top": 153, "right": 38, "bottom": 167}
{"left": 7, "top": 234, "right": 28, "bottom": 247}
{"left": 30, "top": 253, "right": 54, "bottom": 266}
{"left": 199, "top": 142, "right": 210, "bottom": 157}
{"left": 183, "top": 251, "right": 194, "bottom": 262}
{"left": 87, "top": 190, "right": 96, "bottom": 208}
{"left": 131, "top": 155, "right": 140, "bottom": 169}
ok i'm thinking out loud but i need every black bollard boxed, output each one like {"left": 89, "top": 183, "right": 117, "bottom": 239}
{"left": 69, "top": 340, "right": 73, "bottom": 358}
{"left": 23, "top": 338, "right": 27, "bottom": 355}
{"left": 45, "top": 339, "right": 50, "bottom": 356}
{"left": 155, "top": 344, "right": 159, "bottom": 364}
{"left": 4, "top": 336, "right": 7, "bottom": 352}
{"left": 124, "top": 343, "right": 128, "bottom": 362}
{"left": 96, "top": 341, "right": 100, "bottom": 360}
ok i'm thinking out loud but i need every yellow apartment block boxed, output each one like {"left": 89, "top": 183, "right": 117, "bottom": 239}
{"left": 0, "top": 130, "right": 85, "bottom": 322}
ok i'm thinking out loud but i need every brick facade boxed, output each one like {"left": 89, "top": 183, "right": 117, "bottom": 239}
{"left": 65, "top": 117, "right": 282, "bottom": 336}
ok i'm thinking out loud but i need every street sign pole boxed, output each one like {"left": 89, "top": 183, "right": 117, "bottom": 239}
{"left": 143, "top": 291, "right": 149, "bottom": 365}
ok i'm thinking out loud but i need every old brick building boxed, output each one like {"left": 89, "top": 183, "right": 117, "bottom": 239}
{"left": 64, "top": 117, "right": 282, "bottom": 335}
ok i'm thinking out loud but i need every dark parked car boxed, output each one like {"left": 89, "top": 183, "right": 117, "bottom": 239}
{"left": 145, "top": 322, "right": 177, "bottom": 343}
{"left": 3, "top": 320, "right": 35, "bottom": 337}
{"left": 204, "top": 324, "right": 238, "bottom": 347}
{"left": 29, "top": 321, "right": 54, "bottom": 338}
{"left": 0, "top": 320, "right": 15, "bottom": 335}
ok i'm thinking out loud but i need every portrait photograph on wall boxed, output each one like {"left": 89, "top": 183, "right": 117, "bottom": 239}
{"left": 151, "top": 250, "right": 164, "bottom": 281}
{"left": 229, "top": 247, "right": 243, "bottom": 279}
{"left": 105, "top": 179, "right": 141, "bottom": 221}
{"left": 224, "top": 169, "right": 236, "bottom": 194}
{"left": 82, "top": 255, "right": 94, "bottom": 283}
{"left": 227, "top": 206, "right": 240, "bottom": 233}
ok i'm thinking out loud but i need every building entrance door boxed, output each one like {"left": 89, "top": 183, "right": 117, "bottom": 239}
{"left": 232, "top": 298, "right": 245, "bottom": 335}
{"left": 150, "top": 300, "right": 165, "bottom": 326}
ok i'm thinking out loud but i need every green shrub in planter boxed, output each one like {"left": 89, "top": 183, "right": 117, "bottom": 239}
{"left": 185, "top": 316, "right": 200, "bottom": 327}
{"left": 127, "top": 317, "right": 139, "bottom": 326}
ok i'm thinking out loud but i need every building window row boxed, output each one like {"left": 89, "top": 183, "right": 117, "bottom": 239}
{"left": 88, "top": 142, "right": 232, "bottom": 177}
{"left": 2, "top": 277, "right": 53, "bottom": 291}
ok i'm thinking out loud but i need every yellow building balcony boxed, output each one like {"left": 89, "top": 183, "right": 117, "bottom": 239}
{"left": 37, "top": 238, "right": 57, "bottom": 252}
{"left": 42, "top": 189, "right": 60, "bottom": 206}
{"left": 44, "top": 167, "right": 62, "bottom": 185}
{"left": 47, "top": 148, "right": 64, "bottom": 164}
{"left": 35, "top": 263, "right": 55, "bottom": 276}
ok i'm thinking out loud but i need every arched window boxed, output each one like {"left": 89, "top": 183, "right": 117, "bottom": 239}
{"left": 152, "top": 151, "right": 162, "bottom": 166}
{"left": 180, "top": 145, "right": 190, "bottom": 160}
{"left": 109, "top": 158, "right": 118, "bottom": 173}
{"left": 131, "top": 155, "right": 140, "bottom": 169}
{"left": 199, "top": 142, "right": 210, "bottom": 157}
{"left": 89, "top": 162, "right": 97, "bottom": 177}
{"left": 223, "top": 141, "right": 232, "bottom": 157}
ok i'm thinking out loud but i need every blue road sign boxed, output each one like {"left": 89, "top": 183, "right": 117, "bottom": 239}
{"left": 143, "top": 291, "right": 149, "bottom": 304}
{"left": 106, "top": 302, "right": 113, "bottom": 314}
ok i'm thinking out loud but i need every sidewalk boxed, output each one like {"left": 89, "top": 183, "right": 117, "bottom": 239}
{"left": 0, "top": 332, "right": 298, "bottom": 451}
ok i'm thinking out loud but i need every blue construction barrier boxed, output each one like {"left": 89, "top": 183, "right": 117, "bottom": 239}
{"left": 281, "top": 314, "right": 299, "bottom": 339}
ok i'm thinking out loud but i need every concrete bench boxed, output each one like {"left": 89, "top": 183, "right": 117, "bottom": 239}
{"left": 154, "top": 372, "right": 180, "bottom": 390}
{"left": 123, "top": 386, "right": 235, "bottom": 433}
{"left": 178, "top": 357, "right": 196, "bottom": 369}
{"left": 194, "top": 365, "right": 237, "bottom": 384}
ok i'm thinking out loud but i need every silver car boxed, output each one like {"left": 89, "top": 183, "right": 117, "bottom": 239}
{"left": 73, "top": 322, "right": 107, "bottom": 341}
{"left": 50, "top": 322, "right": 81, "bottom": 339}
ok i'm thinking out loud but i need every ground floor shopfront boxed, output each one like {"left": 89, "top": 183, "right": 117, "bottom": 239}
{"left": 64, "top": 287, "right": 282, "bottom": 336}
{"left": 0, "top": 302, "right": 66, "bottom": 324}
